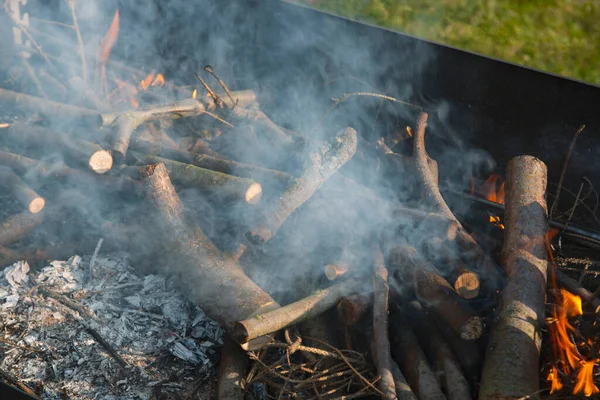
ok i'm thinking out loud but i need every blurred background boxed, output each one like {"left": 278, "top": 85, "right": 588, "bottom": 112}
{"left": 294, "top": 0, "right": 600, "bottom": 86}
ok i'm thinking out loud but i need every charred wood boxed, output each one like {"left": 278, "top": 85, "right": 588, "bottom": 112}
{"left": 337, "top": 292, "right": 373, "bottom": 327}
{"left": 479, "top": 156, "right": 549, "bottom": 400}
{"left": 556, "top": 270, "right": 600, "bottom": 313}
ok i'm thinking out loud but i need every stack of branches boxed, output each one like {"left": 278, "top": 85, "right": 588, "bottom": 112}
{"left": 1, "top": 3, "right": 600, "bottom": 400}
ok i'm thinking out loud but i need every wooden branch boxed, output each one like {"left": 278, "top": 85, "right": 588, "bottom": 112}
{"left": 231, "top": 280, "right": 359, "bottom": 347}
{"left": 246, "top": 127, "right": 357, "bottom": 245}
{"left": 217, "top": 336, "right": 248, "bottom": 400}
{"left": 412, "top": 112, "right": 502, "bottom": 292}
{"left": 421, "top": 236, "right": 480, "bottom": 299}
{"left": 479, "top": 156, "right": 548, "bottom": 400}
{"left": 324, "top": 263, "right": 349, "bottom": 281}
{"left": 556, "top": 270, "right": 600, "bottom": 313}
{"left": 141, "top": 163, "right": 278, "bottom": 340}
{"left": 6, "top": 122, "right": 113, "bottom": 174}
{"left": 337, "top": 292, "right": 372, "bottom": 326}
{"left": 0, "top": 245, "right": 24, "bottom": 268}
{"left": 0, "top": 166, "right": 45, "bottom": 213}
{"left": 0, "top": 150, "right": 142, "bottom": 196}
{"left": 0, "top": 87, "right": 102, "bottom": 126}
{"left": 390, "top": 360, "right": 417, "bottom": 400}
{"left": 104, "top": 98, "right": 207, "bottom": 163}
{"left": 434, "top": 317, "right": 482, "bottom": 383}
{"left": 132, "top": 136, "right": 291, "bottom": 186}
{"left": 130, "top": 153, "right": 262, "bottom": 204}
{"left": 372, "top": 245, "right": 397, "bottom": 400}
{"left": 407, "top": 301, "right": 471, "bottom": 400}
{"left": 227, "top": 106, "right": 295, "bottom": 147}
{"left": 69, "top": 76, "right": 110, "bottom": 112}
{"left": 388, "top": 244, "right": 482, "bottom": 340}
{"left": 390, "top": 307, "right": 445, "bottom": 400}
{"left": 0, "top": 211, "right": 44, "bottom": 246}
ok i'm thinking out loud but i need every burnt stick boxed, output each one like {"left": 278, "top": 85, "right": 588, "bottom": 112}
{"left": 372, "top": 244, "right": 397, "bottom": 400}
{"left": 0, "top": 166, "right": 46, "bottom": 213}
{"left": 479, "top": 156, "right": 548, "bottom": 400}
{"left": 246, "top": 127, "right": 357, "bottom": 246}
{"left": 141, "top": 162, "right": 279, "bottom": 345}
{"left": 129, "top": 153, "right": 262, "bottom": 205}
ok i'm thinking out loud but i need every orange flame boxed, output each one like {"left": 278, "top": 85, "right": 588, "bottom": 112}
{"left": 97, "top": 10, "right": 120, "bottom": 67}
{"left": 483, "top": 174, "right": 505, "bottom": 204}
{"left": 151, "top": 73, "right": 164, "bottom": 87}
{"left": 140, "top": 71, "right": 155, "bottom": 90}
{"left": 547, "top": 366, "right": 564, "bottom": 393}
{"left": 489, "top": 215, "right": 504, "bottom": 230}
{"left": 546, "top": 229, "right": 599, "bottom": 396}
{"left": 113, "top": 78, "right": 139, "bottom": 108}
{"left": 192, "top": 89, "right": 197, "bottom": 99}
{"left": 406, "top": 126, "right": 413, "bottom": 138}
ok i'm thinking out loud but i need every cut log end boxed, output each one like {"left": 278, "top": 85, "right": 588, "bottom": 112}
{"left": 89, "top": 150, "right": 114, "bottom": 174}
{"left": 455, "top": 271, "right": 481, "bottom": 299}
{"left": 245, "top": 182, "right": 263, "bottom": 205}
{"left": 28, "top": 197, "right": 46, "bottom": 214}
{"left": 461, "top": 316, "right": 483, "bottom": 340}
{"left": 324, "top": 263, "right": 349, "bottom": 281}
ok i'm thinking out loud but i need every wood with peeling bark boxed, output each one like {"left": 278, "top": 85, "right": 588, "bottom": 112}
{"left": 372, "top": 244, "right": 397, "bottom": 400}
{"left": 246, "top": 127, "right": 357, "bottom": 246}
{"left": 0, "top": 166, "right": 45, "bottom": 213}
{"left": 388, "top": 244, "right": 482, "bottom": 340}
{"left": 479, "top": 156, "right": 548, "bottom": 400}
{"left": 141, "top": 162, "right": 278, "bottom": 341}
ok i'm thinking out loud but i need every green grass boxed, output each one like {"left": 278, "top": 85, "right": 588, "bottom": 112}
{"left": 298, "top": 0, "right": 600, "bottom": 85}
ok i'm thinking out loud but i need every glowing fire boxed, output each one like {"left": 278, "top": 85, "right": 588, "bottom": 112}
{"left": 546, "top": 229, "right": 599, "bottom": 396}
{"left": 483, "top": 174, "right": 505, "bottom": 204}
{"left": 406, "top": 126, "right": 413, "bottom": 138}
{"left": 489, "top": 215, "right": 504, "bottom": 230}
{"left": 95, "top": 9, "right": 120, "bottom": 98}
{"left": 192, "top": 89, "right": 197, "bottom": 99}
{"left": 139, "top": 71, "right": 165, "bottom": 90}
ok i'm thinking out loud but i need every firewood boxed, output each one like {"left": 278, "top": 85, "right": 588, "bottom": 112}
{"left": 421, "top": 236, "right": 480, "bottom": 299}
{"left": 390, "top": 360, "right": 417, "bottom": 400}
{"left": 6, "top": 122, "right": 113, "bottom": 174}
{"left": 68, "top": 76, "right": 111, "bottom": 112}
{"left": 0, "top": 87, "right": 102, "bottom": 126}
{"left": 0, "top": 245, "right": 23, "bottom": 268}
{"left": 132, "top": 132, "right": 223, "bottom": 160}
{"left": 217, "top": 337, "right": 248, "bottom": 400}
{"left": 104, "top": 98, "right": 208, "bottom": 163}
{"left": 372, "top": 244, "right": 397, "bottom": 400}
{"left": 0, "top": 166, "right": 46, "bottom": 213}
{"left": 246, "top": 127, "right": 357, "bottom": 246}
{"left": 141, "top": 162, "right": 279, "bottom": 341}
{"left": 376, "top": 137, "right": 439, "bottom": 187}
{"left": 0, "top": 211, "right": 44, "bottom": 246}
{"left": 227, "top": 106, "right": 295, "bottom": 148}
{"left": 324, "top": 263, "right": 349, "bottom": 281}
{"left": 231, "top": 279, "right": 359, "bottom": 347}
{"left": 390, "top": 307, "right": 446, "bottom": 400}
{"left": 434, "top": 317, "right": 482, "bottom": 383}
{"left": 412, "top": 112, "right": 502, "bottom": 292}
{"left": 407, "top": 301, "right": 471, "bottom": 400}
{"left": 130, "top": 153, "right": 262, "bottom": 205}
{"left": 388, "top": 244, "right": 482, "bottom": 340}
{"left": 337, "top": 292, "right": 373, "bottom": 326}
{"left": 479, "top": 156, "right": 549, "bottom": 400}
{"left": 556, "top": 270, "right": 600, "bottom": 313}
{"left": 0, "top": 150, "right": 142, "bottom": 196}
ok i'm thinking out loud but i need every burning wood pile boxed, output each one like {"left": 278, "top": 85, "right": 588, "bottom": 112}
{"left": 1, "top": 2, "right": 600, "bottom": 400}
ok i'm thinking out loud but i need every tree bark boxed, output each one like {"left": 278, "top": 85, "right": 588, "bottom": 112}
{"left": 217, "top": 336, "right": 248, "bottom": 400}
{"left": 479, "top": 156, "right": 548, "bottom": 400}
{"left": 0, "top": 166, "right": 45, "bottom": 213}
{"left": 246, "top": 127, "right": 357, "bottom": 246}
{"left": 141, "top": 163, "right": 278, "bottom": 339}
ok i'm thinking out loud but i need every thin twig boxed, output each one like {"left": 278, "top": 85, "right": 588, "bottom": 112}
{"left": 204, "top": 65, "right": 236, "bottom": 108}
{"left": 21, "top": 57, "right": 47, "bottom": 98}
{"left": 88, "top": 238, "right": 104, "bottom": 283}
{"left": 323, "top": 92, "right": 422, "bottom": 120}
{"left": 564, "top": 182, "right": 584, "bottom": 232}
{"left": 550, "top": 124, "right": 586, "bottom": 219}
{"left": 203, "top": 111, "right": 234, "bottom": 128}
{"left": 194, "top": 72, "right": 223, "bottom": 109}
{"left": 68, "top": 0, "right": 88, "bottom": 83}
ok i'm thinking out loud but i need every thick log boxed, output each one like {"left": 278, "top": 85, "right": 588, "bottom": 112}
{"left": 231, "top": 279, "right": 359, "bottom": 347}
{"left": 407, "top": 301, "right": 471, "bottom": 400}
{"left": 6, "top": 122, "right": 113, "bottom": 174}
{"left": 132, "top": 132, "right": 222, "bottom": 160}
{"left": 0, "top": 211, "right": 44, "bottom": 246}
{"left": 0, "top": 150, "right": 142, "bottom": 196}
{"left": 390, "top": 307, "right": 446, "bottom": 400}
{"left": 556, "top": 270, "right": 600, "bottom": 313}
{"left": 141, "top": 163, "right": 278, "bottom": 337}
{"left": 132, "top": 137, "right": 291, "bottom": 187}
{"left": 391, "top": 360, "right": 417, "bottom": 400}
{"left": 337, "top": 292, "right": 373, "bottom": 326}
{"left": 130, "top": 153, "right": 262, "bottom": 204}
{"left": 0, "top": 88, "right": 102, "bottom": 126}
{"left": 104, "top": 98, "right": 207, "bottom": 163}
{"left": 217, "top": 336, "right": 248, "bottom": 400}
{"left": 479, "top": 156, "right": 548, "bottom": 400}
{"left": 246, "top": 127, "right": 357, "bottom": 245}
{"left": 434, "top": 317, "right": 483, "bottom": 383}
{"left": 388, "top": 244, "right": 482, "bottom": 340}
{"left": 324, "top": 263, "right": 349, "bottom": 281}
{"left": 421, "top": 236, "right": 480, "bottom": 299}
{"left": 372, "top": 245, "right": 397, "bottom": 400}
{"left": 0, "top": 166, "right": 45, "bottom": 213}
